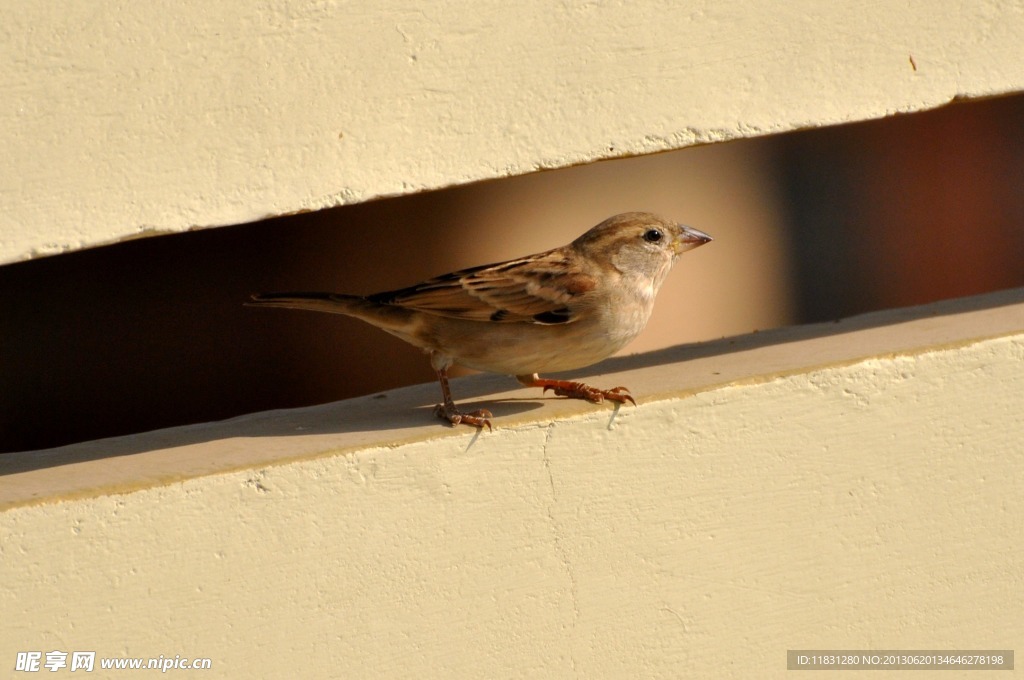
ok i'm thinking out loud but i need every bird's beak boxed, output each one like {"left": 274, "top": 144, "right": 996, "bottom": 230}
{"left": 674, "top": 225, "right": 713, "bottom": 255}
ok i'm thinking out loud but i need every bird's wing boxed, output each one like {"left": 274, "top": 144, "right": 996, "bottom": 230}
{"left": 367, "top": 248, "right": 597, "bottom": 324}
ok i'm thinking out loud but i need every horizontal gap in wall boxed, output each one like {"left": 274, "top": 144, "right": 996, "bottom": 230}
{"left": 2, "top": 94, "right": 1024, "bottom": 453}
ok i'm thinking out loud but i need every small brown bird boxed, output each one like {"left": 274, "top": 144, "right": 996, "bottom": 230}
{"left": 249, "top": 212, "right": 711, "bottom": 429}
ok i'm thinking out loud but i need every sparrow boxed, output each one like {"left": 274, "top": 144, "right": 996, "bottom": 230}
{"left": 249, "top": 212, "right": 711, "bottom": 429}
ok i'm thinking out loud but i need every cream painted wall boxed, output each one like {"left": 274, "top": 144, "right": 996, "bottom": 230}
{"left": 2, "top": 292, "right": 1022, "bottom": 677}
{"left": 3, "top": 1, "right": 1024, "bottom": 263}
{"left": 3, "top": 2, "right": 1024, "bottom": 677}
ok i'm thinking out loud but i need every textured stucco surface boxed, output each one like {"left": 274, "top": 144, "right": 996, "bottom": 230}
{"left": 3, "top": 1, "right": 1024, "bottom": 262}
{"left": 1, "top": 291, "right": 1022, "bottom": 677}
{"left": 3, "top": 3, "right": 1024, "bottom": 674}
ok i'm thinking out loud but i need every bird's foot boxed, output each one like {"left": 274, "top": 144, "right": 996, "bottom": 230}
{"left": 528, "top": 378, "right": 636, "bottom": 405}
{"left": 434, "top": 402, "right": 493, "bottom": 431}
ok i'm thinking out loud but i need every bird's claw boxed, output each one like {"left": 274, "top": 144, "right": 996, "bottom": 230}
{"left": 541, "top": 380, "right": 636, "bottom": 406}
{"left": 434, "top": 403, "right": 493, "bottom": 431}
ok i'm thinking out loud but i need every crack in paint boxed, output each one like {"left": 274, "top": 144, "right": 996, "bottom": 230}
{"left": 541, "top": 422, "right": 580, "bottom": 677}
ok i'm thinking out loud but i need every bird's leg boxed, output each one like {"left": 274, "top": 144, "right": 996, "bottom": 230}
{"left": 433, "top": 367, "right": 493, "bottom": 430}
{"left": 516, "top": 373, "right": 636, "bottom": 406}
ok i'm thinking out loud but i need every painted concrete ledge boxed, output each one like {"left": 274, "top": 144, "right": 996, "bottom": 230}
{"left": 4, "top": 1, "right": 1024, "bottom": 263}
{"left": 2, "top": 288, "right": 1022, "bottom": 677}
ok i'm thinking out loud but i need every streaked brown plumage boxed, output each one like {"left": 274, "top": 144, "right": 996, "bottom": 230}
{"left": 249, "top": 212, "right": 711, "bottom": 429}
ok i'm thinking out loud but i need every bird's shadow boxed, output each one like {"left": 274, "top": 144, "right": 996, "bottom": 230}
{"left": 0, "top": 388, "right": 552, "bottom": 476}
{"left": 3, "top": 286, "right": 1021, "bottom": 477}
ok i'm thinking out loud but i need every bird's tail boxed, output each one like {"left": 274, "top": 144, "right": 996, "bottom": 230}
{"left": 247, "top": 291, "right": 423, "bottom": 343}
{"left": 246, "top": 292, "right": 365, "bottom": 315}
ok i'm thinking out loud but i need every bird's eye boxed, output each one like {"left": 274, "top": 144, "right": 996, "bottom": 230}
{"left": 642, "top": 228, "right": 663, "bottom": 243}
